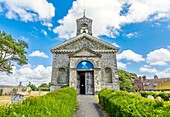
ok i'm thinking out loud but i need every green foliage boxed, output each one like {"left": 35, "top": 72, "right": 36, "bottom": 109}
{"left": 118, "top": 69, "right": 136, "bottom": 92}
{"left": 27, "top": 83, "right": 38, "bottom": 91}
{"left": 38, "top": 83, "right": 50, "bottom": 91}
{"left": 12, "top": 88, "right": 18, "bottom": 94}
{"left": 0, "top": 87, "right": 77, "bottom": 117}
{"left": 0, "top": 89, "right": 3, "bottom": 95}
{"left": 140, "top": 91, "right": 170, "bottom": 101}
{"left": 21, "top": 88, "right": 27, "bottom": 92}
{"left": 0, "top": 31, "right": 28, "bottom": 73}
{"left": 98, "top": 88, "right": 170, "bottom": 117}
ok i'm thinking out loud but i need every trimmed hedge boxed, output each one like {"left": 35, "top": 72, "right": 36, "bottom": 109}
{"left": 98, "top": 88, "right": 170, "bottom": 117}
{"left": 140, "top": 91, "right": 170, "bottom": 101}
{"left": 0, "top": 87, "right": 77, "bottom": 117}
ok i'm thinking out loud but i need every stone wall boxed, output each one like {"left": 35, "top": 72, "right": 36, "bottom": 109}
{"left": 51, "top": 53, "right": 70, "bottom": 85}
{"left": 51, "top": 51, "right": 120, "bottom": 92}
{"left": 101, "top": 53, "right": 120, "bottom": 90}
{"left": 0, "top": 86, "right": 31, "bottom": 95}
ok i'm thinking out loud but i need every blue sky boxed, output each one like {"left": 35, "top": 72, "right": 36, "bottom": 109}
{"left": 0, "top": 0, "right": 170, "bottom": 86}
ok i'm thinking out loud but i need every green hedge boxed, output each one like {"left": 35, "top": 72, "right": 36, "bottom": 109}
{"left": 98, "top": 88, "right": 170, "bottom": 117}
{"left": 140, "top": 91, "right": 170, "bottom": 101}
{"left": 0, "top": 87, "right": 77, "bottom": 117}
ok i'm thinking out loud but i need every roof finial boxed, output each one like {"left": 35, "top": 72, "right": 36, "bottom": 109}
{"left": 83, "top": 9, "right": 86, "bottom": 17}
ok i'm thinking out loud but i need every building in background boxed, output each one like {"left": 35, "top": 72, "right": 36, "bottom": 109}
{"left": 133, "top": 75, "right": 170, "bottom": 91}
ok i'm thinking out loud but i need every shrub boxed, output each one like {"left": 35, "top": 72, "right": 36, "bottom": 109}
{"left": 99, "top": 88, "right": 170, "bottom": 117}
{"left": 140, "top": 91, "right": 153, "bottom": 97}
{"left": 0, "top": 87, "right": 77, "bottom": 117}
{"left": 140, "top": 91, "right": 170, "bottom": 101}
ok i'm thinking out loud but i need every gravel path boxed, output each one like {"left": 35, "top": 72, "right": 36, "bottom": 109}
{"left": 75, "top": 95, "right": 104, "bottom": 117}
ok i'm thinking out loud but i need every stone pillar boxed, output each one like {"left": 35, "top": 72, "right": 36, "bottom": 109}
{"left": 69, "top": 69, "right": 77, "bottom": 90}
{"left": 94, "top": 69, "right": 101, "bottom": 94}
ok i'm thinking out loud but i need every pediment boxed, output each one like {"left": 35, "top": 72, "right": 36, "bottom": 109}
{"left": 50, "top": 33, "right": 119, "bottom": 53}
{"left": 69, "top": 48, "right": 101, "bottom": 57}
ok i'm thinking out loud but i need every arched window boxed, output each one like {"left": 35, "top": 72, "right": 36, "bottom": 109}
{"left": 58, "top": 68, "right": 67, "bottom": 84}
{"left": 104, "top": 67, "right": 112, "bottom": 83}
{"left": 77, "top": 61, "right": 94, "bottom": 69}
{"left": 80, "top": 23, "right": 88, "bottom": 33}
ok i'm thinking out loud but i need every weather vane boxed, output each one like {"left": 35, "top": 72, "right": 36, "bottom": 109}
{"left": 83, "top": 9, "right": 86, "bottom": 17}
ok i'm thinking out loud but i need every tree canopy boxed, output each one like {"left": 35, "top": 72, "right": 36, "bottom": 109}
{"left": 118, "top": 69, "right": 137, "bottom": 92}
{"left": 38, "top": 83, "right": 50, "bottom": 91}
{"left": 27, "top": 83, "right": 38, "bottom": 91}
{"left": 0, "top": 31, "right": 28, "bottom": 73}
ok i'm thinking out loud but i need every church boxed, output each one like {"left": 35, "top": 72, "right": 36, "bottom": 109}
{"left": 50, "top": 13, "right": 120, "bottom": 94}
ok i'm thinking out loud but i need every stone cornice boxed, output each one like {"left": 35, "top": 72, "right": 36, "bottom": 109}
{"left": 70, "top": 68, "right": 101, "bottom": 70}
{"left": 52, "top": 49, "right": 118, "bottom": 53}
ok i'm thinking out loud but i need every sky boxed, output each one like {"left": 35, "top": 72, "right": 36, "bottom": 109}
{"left": 0, "top": 0, "right": 170, "bottom": 86}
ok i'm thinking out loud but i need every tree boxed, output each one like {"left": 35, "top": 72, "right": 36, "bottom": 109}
{"left": 27, "top": 83, "right": 37, "bottom": 91}
{"left": 118, "top": 69, "right": 137, "bottom": 92}
{"left": 0, "top": 31, "right": 28, "bottom": 73}
{"left": 38, "top": 83, "right": 50, "bottom": 91}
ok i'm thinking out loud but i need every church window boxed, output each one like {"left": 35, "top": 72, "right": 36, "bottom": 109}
{"left": 58, "top": 68, "right": 67, "bottom": 84}
{"left": 77, "top": 61, "right": 94, "bottom": 69}
{"left": 104, "top": 67, "right": 112, "bottom": 83}
{"left": 81, "top": 23, "right": 88, "bottom": 27}
{"left": 80, "top": 23, "right": 88, "bottom": 33}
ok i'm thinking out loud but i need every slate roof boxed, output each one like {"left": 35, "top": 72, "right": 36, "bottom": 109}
{"left": 133, "top": 77, "right": 170, "bottom": 91}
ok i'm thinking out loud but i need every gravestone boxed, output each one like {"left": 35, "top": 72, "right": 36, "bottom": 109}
{"left": 11, "top": 94, "right": 24, "bottom": 103}
{"left": 156, "top": 96, "right": 162, "bottom": 101}
{"left": 147, "top": 95, "right": 154, "bottom": 100}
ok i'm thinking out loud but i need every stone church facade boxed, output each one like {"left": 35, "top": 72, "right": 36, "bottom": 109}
{"left": 50, "top": 14, "right": 120, "bottom": 94}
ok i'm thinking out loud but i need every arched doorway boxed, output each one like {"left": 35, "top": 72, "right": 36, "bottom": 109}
{"left": 77, "top": 61, "right": 94, "bottom": 95}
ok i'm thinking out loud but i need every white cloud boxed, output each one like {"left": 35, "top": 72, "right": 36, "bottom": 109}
{"left": 0, "top": 65, "right": 51, "bottom": 86}
{"left": 151, "top": 22, "right": 161, "bottom": 27}
{"left": 117, "top": 62, "right": 127, "bottom": 69}
{"left": 155, "top": 22, "right": 161, "bottom": 27}
{"left": 139, "top": 65, "right": 157, "bottom": 73}
{"left": 41, "top": 29, "right": 47, "bottom": 36}
{"left": 0, "top": 0, "right": 55, "bottom": 27}
{"left": 42, "top": 22, "right": 53, "bottom": 27}
{"left": 125, "top": 32, "right": 138, "bottom": 38}
{"left": 117, "top": 50, "right": 145, "bottom": 62}
{"left": 29, "top": 50, "right": 48, "bottom": 58}
{"left": 146, "top": 48, "right": 170, "bottom": 66}
{"left": 53, "top": 0, "right": 170, "bottom": 39}
{"left": 157, "top": 68, "right": 170, "bottom": 78}
{"left": 167, "top": 45, "right": 170, "bottom": 49}
{"left": 112, "top": 42, "right": 119, "bottom": 48}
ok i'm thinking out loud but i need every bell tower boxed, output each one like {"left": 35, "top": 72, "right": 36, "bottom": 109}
{"left": 76, "top": 11, "right": 93, "bottom": 36}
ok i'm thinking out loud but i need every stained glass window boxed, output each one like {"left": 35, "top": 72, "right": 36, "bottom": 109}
{"left": 77, "top": 61, "right": 94, "bottom": 69}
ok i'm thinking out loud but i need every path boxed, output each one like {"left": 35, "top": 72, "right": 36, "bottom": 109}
{"left": 75, "top": 95, "right": 104, "bottom": 117}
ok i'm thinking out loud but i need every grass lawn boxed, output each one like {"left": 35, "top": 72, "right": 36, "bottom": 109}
{"left": 0, "top": 91, "right": 49, "bottom": 106}
{"left": 0, "top": 96, "right": 11, "bottom": 106}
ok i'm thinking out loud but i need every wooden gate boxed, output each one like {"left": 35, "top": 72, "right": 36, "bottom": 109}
{"left": 85, "top": 72, "right": 94, "bottom": 95}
